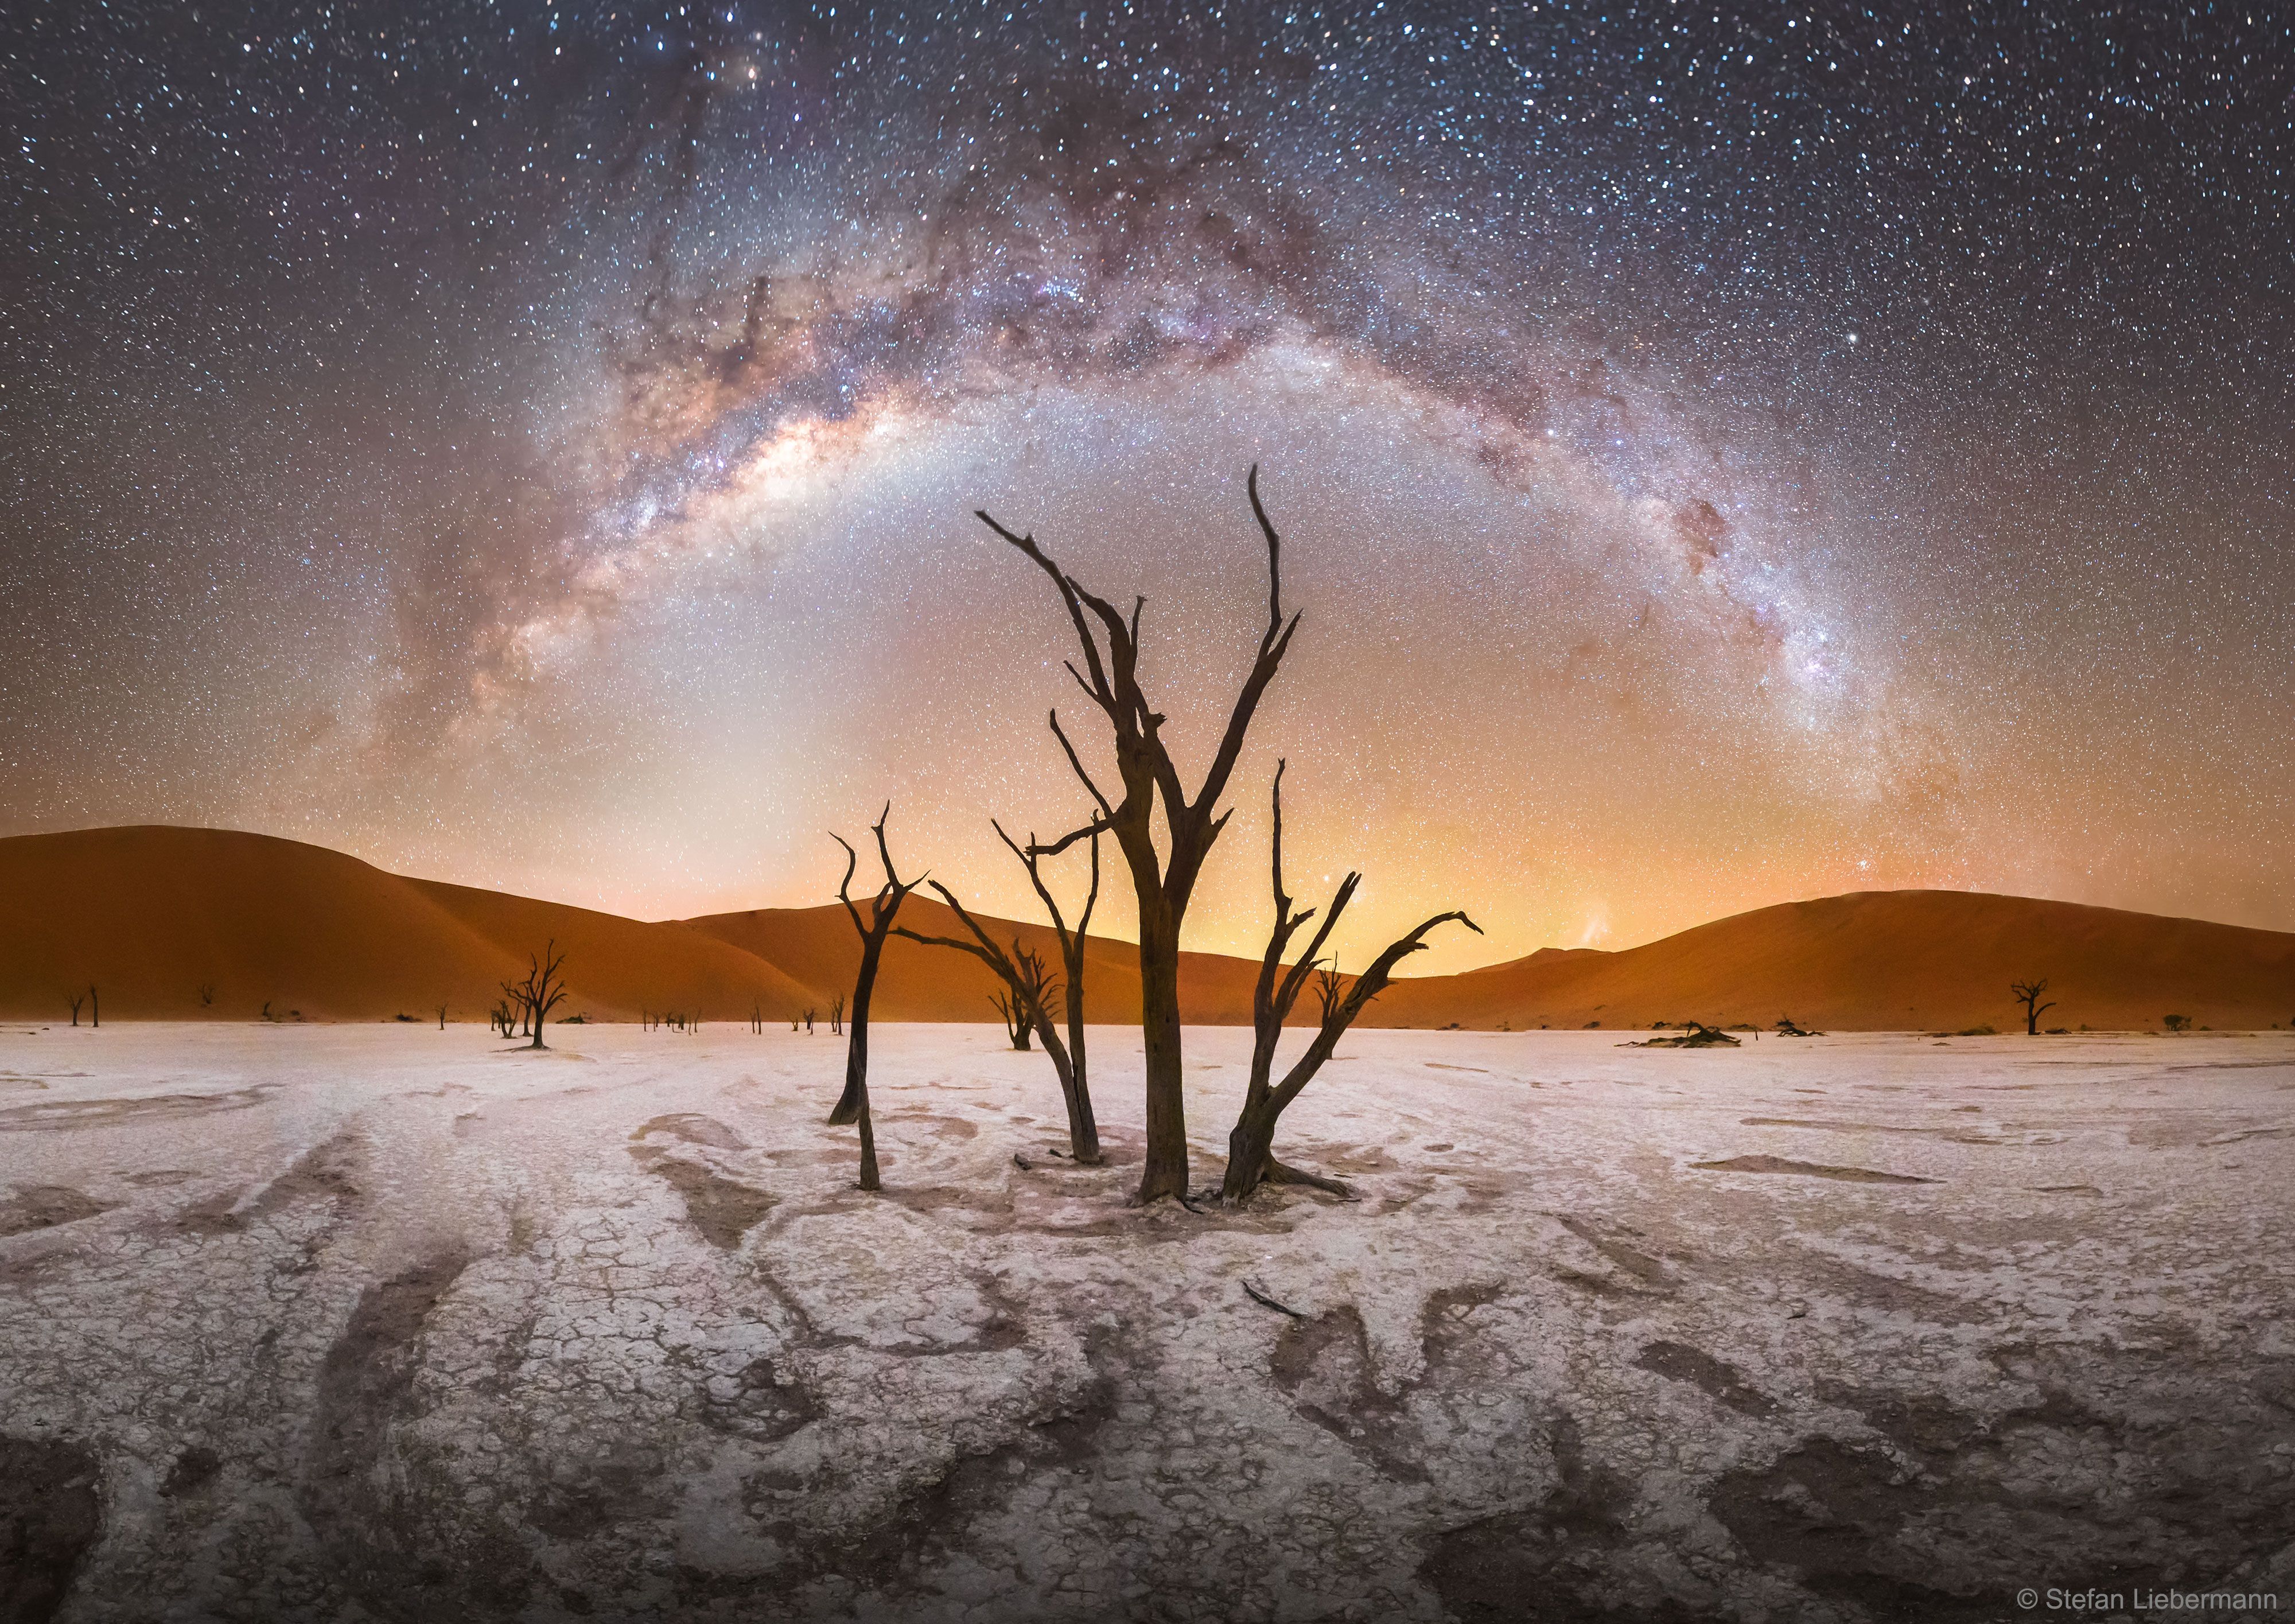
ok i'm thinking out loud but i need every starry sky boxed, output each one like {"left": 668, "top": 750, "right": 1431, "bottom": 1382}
{"left": 5, "top": 1, "right": 2292, "bottom": 972}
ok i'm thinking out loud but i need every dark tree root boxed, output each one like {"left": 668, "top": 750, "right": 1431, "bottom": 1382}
{"left": 1266, "top": 1158, "right": 1357, "bottom": 1199}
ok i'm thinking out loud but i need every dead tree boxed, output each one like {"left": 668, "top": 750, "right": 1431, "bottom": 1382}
{"left": 993, "top": 821, "right": 1103, "bottom": 1163}
{"left": 896, "top": 883, "right": 1099, "bottom": 1163}
{"left": 500, "top": 976, "right": 531, "bottom": 1038}
{"left": 2010, "top": 978, "right": 2055, "bottom": 1037}
{"left": 827, "top": 805, "right": 924, "bottom": 1192}
{"left": 896, "top": 890, "right": 1037, "bottom": 1052}
{"left": 89, "top": 985, "right": 99, "bottom": 1028}
{"left": 506, "top": 941, "right": 569, "bottom": 1049}
{"left": 980, "top": 465, "right": 1299, "bottom": 1201}
{"left": 989, "top": 987, "right": 1034, "bottom": 1049}
{"left": 750, "top": 998, "right": 762, "bottom": 1035}
{"left": 435, "top": 1003, "right": 449, "bottom": 1030}
{"left": 67, "top": 991, "right": 84, "bottom": 1026}
{"left": 830, "top": 994, "right": 845, "bottom": 1035}
{"left": 790, "top": 1012, "right": 800, "bottom": 1032}
{"left": 803, "top": 1007, "right": 816, "bottom": 1034}
{"left": 197, "top": 983, "right": 216, "bottom": 1009}
{"left": 1223, "top": 764, "right": 1480, "bottom": 1203}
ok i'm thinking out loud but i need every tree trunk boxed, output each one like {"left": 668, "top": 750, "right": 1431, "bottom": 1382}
{"left": 1222, "top": 1104, "right": 1277, "bottom": 1202}
{"left": 854, "top": 1095, "right": 881, "bottom": 1191}
{"left": 1030, "top": 1015, "right": 1102, "bottom": 1166}
{"left": 1063, "top": 975, "right": 1100, "bottom": 1163}
{"left": 832, "top": 930, "right": 884, "bottom": 1128}
{"left": 1136, "top": 903, "right": 1188, "bottom": 1202}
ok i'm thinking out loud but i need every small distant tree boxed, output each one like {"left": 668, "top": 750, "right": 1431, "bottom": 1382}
{"left": 750, "top": 998, "right": 761, "bottom": 1035}
{"left": 790, "top": 1012, "right": 800, "bottom": 1032}
{"left": 67, "top": 991, "right": 85, "bottom": 1026}
{"left": 803, "top": 1007, "right": 816, "bottom": 1034}
{"left": 989, "top": 987, "right": 1034, "bottom": 1050}
{"left": 500, "top": 977, "right": 530, "bottom": 1037}
{"left": 2164, "top": 1012, "right": 2191, "bottom": 1033}
{"left": 827, "top": 805, "right": 925, "bottom": 1191}
{"left": 1223, "top": 764, "right": 1480, "bottom": 1203}
{"left": 505, "top": 941, "right": 569, "bottom": 1049}
{"left": 89, "top": 985, "right": 99, "bottom": 1029}
{"left": 830, "top": 993, "right": 845, "bottom": 1036}
{"left": 2010, "top": 978, "right": 2055, "bottom": 1037}
{"left": 435, "top": 1003, "right": 449, "bottom": 1030}
{"left": 896, "top": 885, "right": 1039, "bottom": 1052}
{"left": 197, "top": 983, "right": 217, "bottom": 1010}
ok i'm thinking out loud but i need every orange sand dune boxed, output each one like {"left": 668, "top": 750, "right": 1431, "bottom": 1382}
{"left": 5, "top": 828, "right": 2289, "bottom": 1033}
{"left": 0, "top": 827, "right": 819, "bottom": 1023}
{"left": 1367, "top": 889, "right": 2295, "bottom": 1034}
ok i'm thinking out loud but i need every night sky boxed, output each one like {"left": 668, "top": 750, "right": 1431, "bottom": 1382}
{"left": 5, "top": 1, "right": 2291, "bottom": 971}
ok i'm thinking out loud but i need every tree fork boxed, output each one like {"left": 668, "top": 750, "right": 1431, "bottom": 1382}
{"left": 828, "top": 804, "right": 923, "bottom": 1193}
{"left": 980, "top": 465, "right": 1300, "bottom": 1201}
{"left": 1222, "top": 763, "right": 1480, "bottom": 1203}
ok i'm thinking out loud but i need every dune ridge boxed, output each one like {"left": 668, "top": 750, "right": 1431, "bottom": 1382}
{"left": 2, "top": 825, "right": 2289, "bottom": 1033}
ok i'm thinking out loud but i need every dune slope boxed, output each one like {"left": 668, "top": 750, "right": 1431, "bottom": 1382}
{"left": 5, "top": 828, "right": 2288, "bottom": 1031}
{"left": 0, "top": 827, "right": 818, "bottom": 1023}
{"left": 1368, "top": 889, "right": 2295, "bottom": 1034}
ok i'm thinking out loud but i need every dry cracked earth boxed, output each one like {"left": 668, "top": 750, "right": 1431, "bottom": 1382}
{"left": 1, "top": 1023, "right": 2291, "bottom": 1623}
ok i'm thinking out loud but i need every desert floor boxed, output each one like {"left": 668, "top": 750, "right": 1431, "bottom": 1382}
{"left": 2, "top": 1022, "right": 2290, "bottom": 1623}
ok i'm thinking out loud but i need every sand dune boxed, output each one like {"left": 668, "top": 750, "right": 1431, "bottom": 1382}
{"left": 4, "top": 827, "right": 2289, "bottom": 1031}
{"left": 0, "top": 827, "right": 818, "bottom": 1023}
{"left": 1367, "top": 889, "right": 2295, "bottom": 1034}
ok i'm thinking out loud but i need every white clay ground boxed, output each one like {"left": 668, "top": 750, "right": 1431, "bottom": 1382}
{"left": 2, "top": 1022, "right": 2291, "bottom": 1623}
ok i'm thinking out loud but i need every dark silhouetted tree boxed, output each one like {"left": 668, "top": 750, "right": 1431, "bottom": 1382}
{"left": 979, "top": 466, "right": 1298, "bottom": 1202}
{"left": 435, "top": 1003, "right": 449, "bottom": 1030}
{"left": 827, "top": 805, "right": 924, "bottom": 1191}
{"left": 1223, "top": 763, "right": 1480, "bottom": 1204}
{"left": 67, "top": 991, "right": 84, "bottom": 1026}
{"left": 2010, "top": 978, "right": 2055, "bottom": 1037}
{"left": 830, "top": 993, "right": 845, "bottom": 1035}
{"left": 89, "top": 985, "right": 99, "bottom": 1028}
{"left": 500, "top": 976, "right": 530, "bottom": 1037}
{"left": 896, "top": 881, "right": 1099, "bottom": 1163}
{"left": 890, "top": 892, "right": 1033, "bottom": 1052}
{"left": 197, "top": 983, "right": 216, "bottom": 1010}
{"left": 509, "top": 941, "right": 569, "bottom": 1049}
{"left": 989, "top": 987, "right": 1033, "bottom": 1049}
{"left": 993, "top": 820, "right": 1103, "bottom": 1163}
